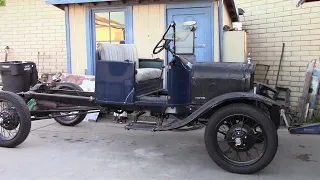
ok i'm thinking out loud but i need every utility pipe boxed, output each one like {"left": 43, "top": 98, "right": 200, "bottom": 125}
{"left": 218, "top": 0, "right": 224, "bottom": 62}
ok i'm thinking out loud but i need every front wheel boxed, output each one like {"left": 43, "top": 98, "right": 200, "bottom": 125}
{"left": 0, "top": 91, "right": 31, "bottom": 148}
{"left": 205, "top": 103, "right": 278, "bottom": 174}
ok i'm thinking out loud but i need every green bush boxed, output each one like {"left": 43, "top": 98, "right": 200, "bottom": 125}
{"left": 308, "top": 113, "right": 320, "bottom": 123}
{"left": 0, "top": 0, "right": 5, "bottom": 6}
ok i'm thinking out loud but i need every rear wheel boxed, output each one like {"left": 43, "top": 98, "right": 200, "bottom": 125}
{"left": 205, "top": 103, "right": 278, "bottom": 174}
{"left": 52, "top": 83, "right": 87, "bottom": 126}
{"left": 0, "top": 91, "right": 31, "bottom": 148}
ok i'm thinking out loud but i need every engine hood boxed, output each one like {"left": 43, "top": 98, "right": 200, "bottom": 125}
{"left": 191, "top": 62, "right": 254, "bottom": 104}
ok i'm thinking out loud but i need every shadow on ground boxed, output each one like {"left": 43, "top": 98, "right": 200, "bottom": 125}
{"left": 0, "top": 118, "right": 319, "bottom": 180}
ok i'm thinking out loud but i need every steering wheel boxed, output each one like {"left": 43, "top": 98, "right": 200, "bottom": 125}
{"left": 153, "top": 39, "right": 171, "bottom": 55}
{"left": 153, "top": 22, "right": 175, "bottom": 55}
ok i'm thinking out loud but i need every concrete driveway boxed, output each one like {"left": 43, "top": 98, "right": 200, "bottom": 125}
{"left": 1, "top": 118, "right": 320, "bottom": 180}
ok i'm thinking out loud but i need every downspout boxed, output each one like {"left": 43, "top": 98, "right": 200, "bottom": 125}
{"left": 218, "top": 0, "right": 224, "bottom": 62}
{"left": 64, "top": 5, "right": 72, "bottom": 73}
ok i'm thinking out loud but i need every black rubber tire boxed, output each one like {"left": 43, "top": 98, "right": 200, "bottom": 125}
{"left": 0, "top": 91, "right": 31, "bottom": 148}
{"left": 205, "top": 103, "right": 278, "bottom": 174}
{"left": 52, "top": 83, "right": 87, "bottom": 126}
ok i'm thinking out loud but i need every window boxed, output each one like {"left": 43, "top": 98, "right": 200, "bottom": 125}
{"left": 94, "top": 11, "right": 126, "bottom": 47}
{"left": 86, "top": 7, "right": 133, "bottom": 75}
{"left": 0, "top": 0, "right": 5, "bottom": 6}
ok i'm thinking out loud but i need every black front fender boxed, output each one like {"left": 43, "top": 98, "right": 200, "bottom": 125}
{"left": 196, "top": 92, "right": 280, "bottom": 119}
{"left": 205, "top": 92, "right": 279, "bottom": 109}
{"left": 156, "top": 92, "right": 280, "bottom": 131}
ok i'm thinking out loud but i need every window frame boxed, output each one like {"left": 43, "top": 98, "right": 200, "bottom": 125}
{"left": 86, "top": 6, "right": 133, "bottom": 75}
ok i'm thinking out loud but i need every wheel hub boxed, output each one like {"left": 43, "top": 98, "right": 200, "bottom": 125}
{"left": 234, "top": 137, "right": 242, "bottom": 146}
{"left": 226, "top": 124, "right": 255, "bottom": 152}
{"left": 0, "top": 109, "right": 19, "bottom": 131}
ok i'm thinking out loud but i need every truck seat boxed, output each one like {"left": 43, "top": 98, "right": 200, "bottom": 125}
{"left": 97, "top": 43, "right": 162, "bottom": 83}
{"left": 136, "top": 68, "right": 162, "bottom": 83}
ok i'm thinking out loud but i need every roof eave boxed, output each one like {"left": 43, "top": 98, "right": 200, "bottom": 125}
{"left": 224, "top": 0, "right": 239, "bottom": 22}
{"left": 297, "top": 0, "right": 320, "bottom": 6}
{"left": 45, "top": 0, "right": 119, "bottom": 5}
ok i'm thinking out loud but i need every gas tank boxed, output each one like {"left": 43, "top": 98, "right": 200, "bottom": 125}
{"left": 191, "top": 62, "right": 254, "bottom": 105}
{"left": 167, "top": 56, "right": 192, "bottom": 106}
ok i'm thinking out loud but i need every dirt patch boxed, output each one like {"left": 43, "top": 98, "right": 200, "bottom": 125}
{"left": 295, "top": 154, "right": 317, "bottom": 162}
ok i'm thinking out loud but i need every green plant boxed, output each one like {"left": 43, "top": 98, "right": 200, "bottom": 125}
{"left": 308, "top": 113, "right": 320, "bottom": 123}
{"left": 0, "top": 0, "right": 5, "bottom": 6}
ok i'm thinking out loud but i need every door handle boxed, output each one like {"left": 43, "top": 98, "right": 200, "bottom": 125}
{"left": 196, "top": 44, "right": 206, "bottom": 48}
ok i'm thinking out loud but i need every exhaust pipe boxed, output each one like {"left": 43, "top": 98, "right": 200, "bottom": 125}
{"left": 36, "top": 100, "right": 73, "bottom": 109}
{"left": 36, "top": 100, "right": 58, "bottom": 109}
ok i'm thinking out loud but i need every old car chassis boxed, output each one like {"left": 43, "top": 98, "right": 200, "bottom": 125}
{"left": 0, "top": 21, "right": 281, "bottom": 175}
